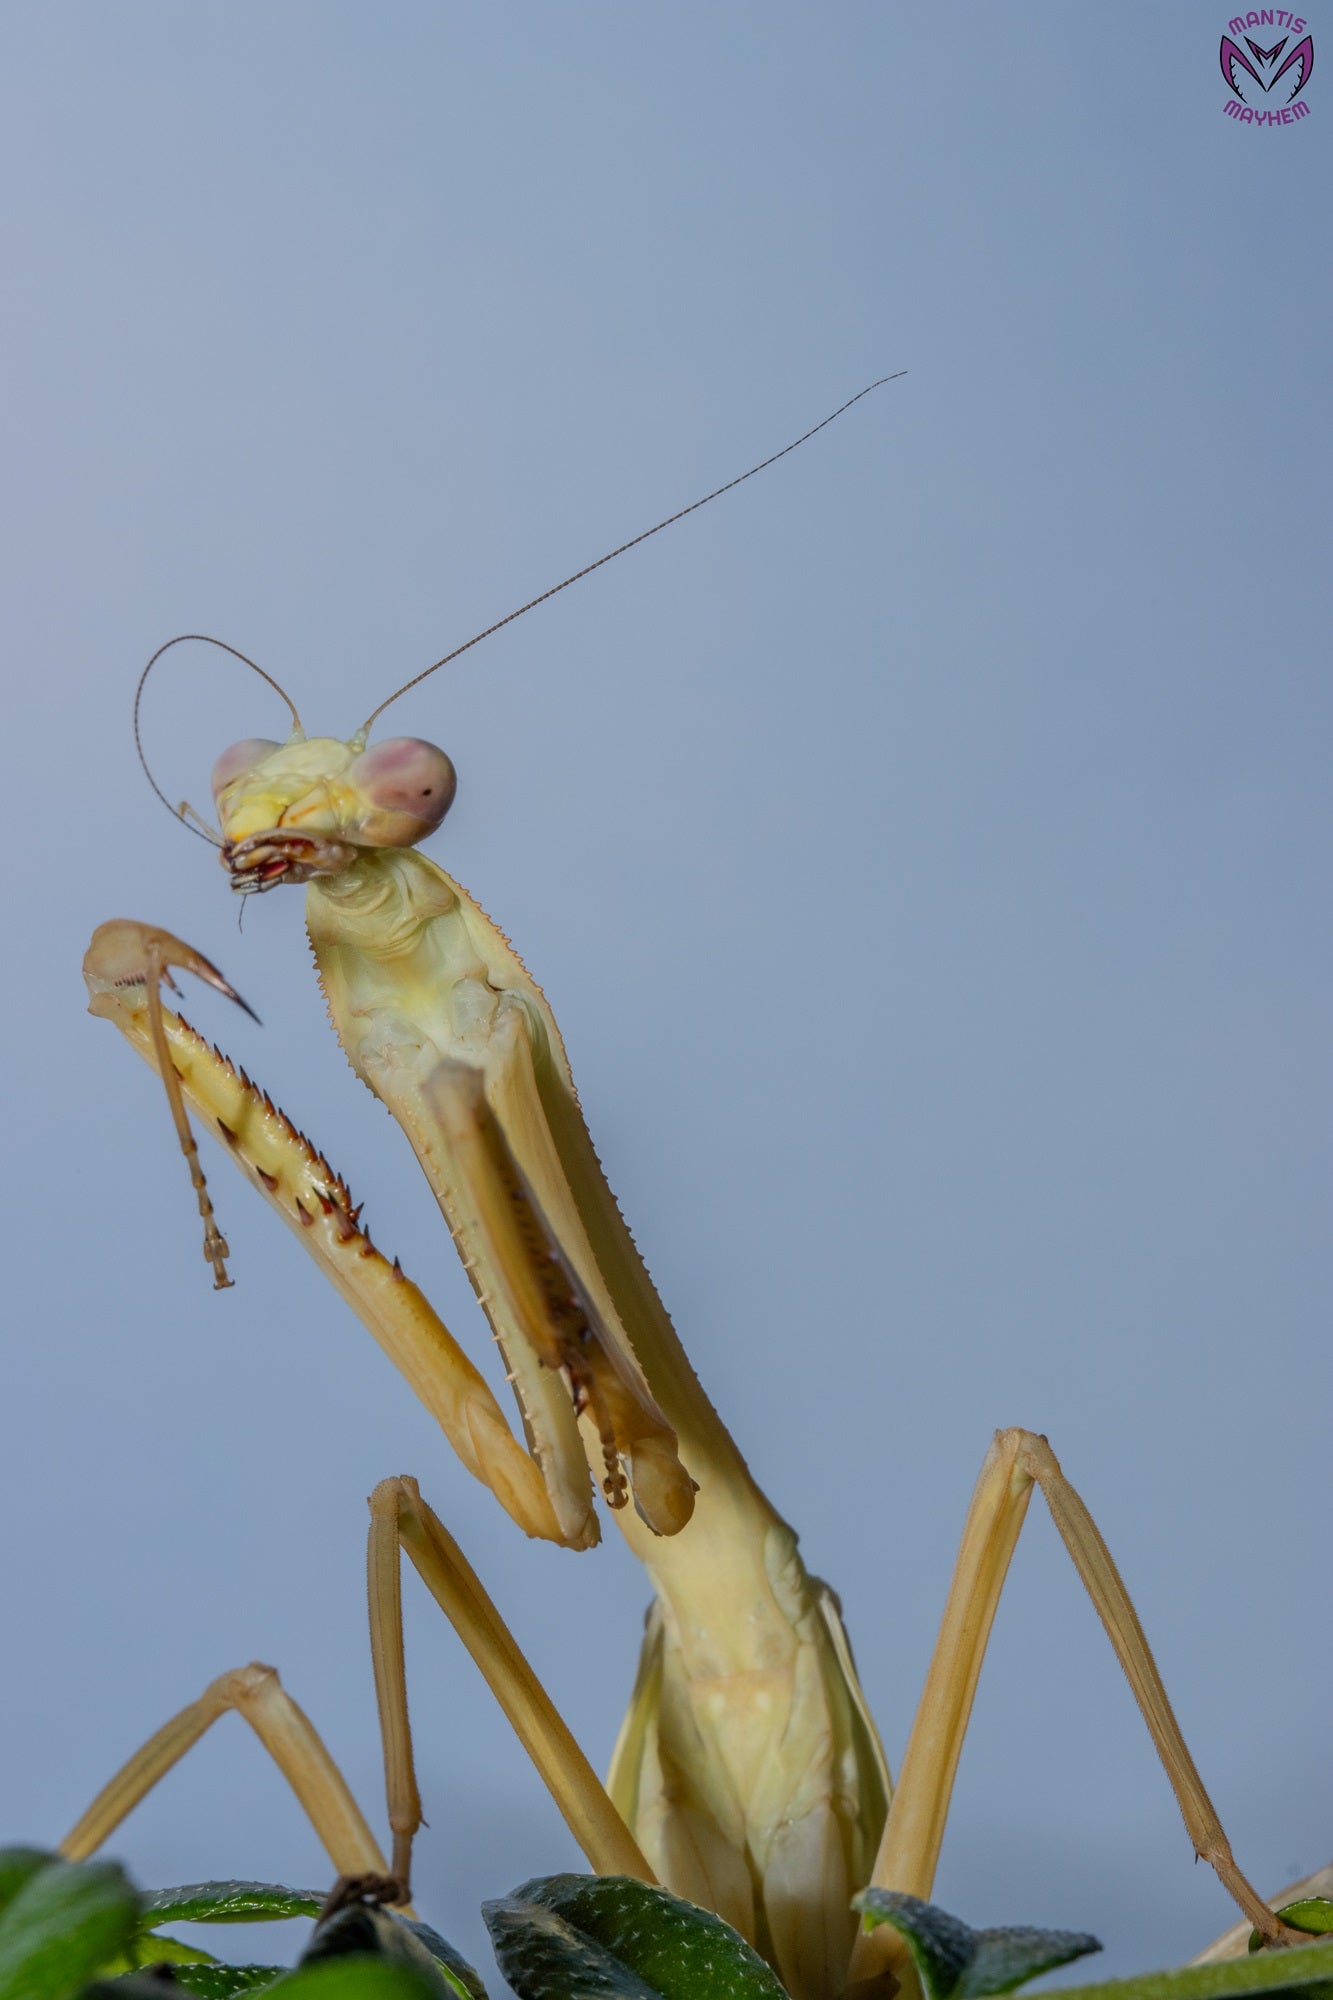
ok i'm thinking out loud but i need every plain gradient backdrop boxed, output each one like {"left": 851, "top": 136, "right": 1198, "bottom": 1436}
{"left": 1, "top": 4, "right": 1329, "bottom": 1989}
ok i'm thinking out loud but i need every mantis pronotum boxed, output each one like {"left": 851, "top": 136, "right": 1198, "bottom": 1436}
{"left": 72, "top": 385, "right": 1310, "bottom": 2000}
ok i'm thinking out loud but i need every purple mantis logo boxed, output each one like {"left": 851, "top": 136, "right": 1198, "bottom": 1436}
{"left": 1220, "top": 11, "right": 1314, "bottom": 120}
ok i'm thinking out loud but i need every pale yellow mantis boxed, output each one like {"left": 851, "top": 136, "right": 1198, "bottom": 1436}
{"left": 69, "top": 383, "right": 1318, "bottom": 2000}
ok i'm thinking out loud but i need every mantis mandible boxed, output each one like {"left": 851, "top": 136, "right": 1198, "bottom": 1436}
{"left": 71, "top": 382, "right": 1309, "bottom": 2000}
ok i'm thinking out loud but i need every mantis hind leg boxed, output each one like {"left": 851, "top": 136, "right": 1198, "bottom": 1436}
{"left": 59, "top": 1660, "right": 393, "bottom": 1891}
{"left": 849, "top": 1427, "right": 1297, "bottom": 1989}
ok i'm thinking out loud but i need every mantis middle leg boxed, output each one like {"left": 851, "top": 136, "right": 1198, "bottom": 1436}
{"left": 55, "top": 1481, "right": 649, "bottom": 1910}
{"left": 59, "top": 1660, "right": 393, "bottom": 1890}
{"left": 365, "top": 1473, "right": 653, "bottom": 1891}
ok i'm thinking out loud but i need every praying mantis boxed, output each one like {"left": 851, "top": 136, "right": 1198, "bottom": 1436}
{"left": 66, "top": 383, "right": 1316, "bottom": 2000}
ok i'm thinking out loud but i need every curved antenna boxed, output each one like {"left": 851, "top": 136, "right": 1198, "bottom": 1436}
{"left": 134, "top": 633, "right": 304, "bottom": 842}
{"left": 361, "top": 372, "right": 905, "bottom": 733}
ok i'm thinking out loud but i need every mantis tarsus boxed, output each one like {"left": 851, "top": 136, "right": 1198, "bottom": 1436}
{"left": 70, "top": 383, "right": 1314, "bottom": 2000}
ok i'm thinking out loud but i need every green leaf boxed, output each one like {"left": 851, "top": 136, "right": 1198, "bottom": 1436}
{"left": 0, "top": 1856, "right": 54, "bottom": 1923}
{"left": 269, "top": 1961, "right": 448, "bottom": 1998}
{"left": 396, "top": 1923, "right": 487, "bottom": 2000}
{"left": 483, "top": 1900, "right": 660, "bottom": 2000}
{"left": 80, "top": 1973, "right": 283, "bottom": 1999}
{"left": 79, "top": 1979, "right": 189, "bottom": 1999}
{"left": 484, "top": 1873, "right": 789, "bottom": 2000}
{"left": 0, "top": 1856, "right": 141, "bottom": 2000}
{"left": 299, "top": 1905, "right": 469, "bottom": 2000}
{"left": 854, "top": 1889, "right": 1100, "bottom": 1999}
{"left": 93, "top": 1930, "right": 218, "bottom": 1978}
{"left": 1039, "top": 1939, "right": 1333, "bottom": 2000}
{"left": 120, "top": 1877, "right": 317, "bottom": 1993}
{"left": 1249, "top": 1906, "right": 1333, "bottom": 1953}
{"left": 147, "top": 1967, "right": 287, "bottom": 1996}
{"left": 143, "top": 1888, "right": 323, "bottom": 1928}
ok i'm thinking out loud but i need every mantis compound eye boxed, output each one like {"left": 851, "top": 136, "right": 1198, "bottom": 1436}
{"left": 346, "top": 736, "right": 457, "bottom": 847}
{"left": 211, "top": 738, "right": 281, "bottom": 806}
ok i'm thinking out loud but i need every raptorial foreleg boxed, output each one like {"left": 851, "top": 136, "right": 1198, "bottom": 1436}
{"left": 84, "top": 921, "right": 566, "bottom": 1546}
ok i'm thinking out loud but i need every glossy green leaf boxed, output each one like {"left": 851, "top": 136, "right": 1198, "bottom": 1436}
{"left": 1249, "top": 1905, "right": 1333, "bottom": 1954}
{"left": 484, "top": 1899, "right": 660, "bottom": 2000}
{"left": 0, "top": 1855, "right": 140, "bottom": 2000}
{"left": 484, "top": 1873, "right": 789, "bottom": 2000}
{"left": 854, "top": 1889, "right": 1100, "bottom": 1999}
{"left": 143, "top": 1887, "right": 323, "bottom": 1928}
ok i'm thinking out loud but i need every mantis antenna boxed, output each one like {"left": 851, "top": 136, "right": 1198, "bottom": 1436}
{"left": 134, "top": 633, "right": 305, "bottom": 843}
{"left": 360, "top": 372, "right": 906, "bottom": 732}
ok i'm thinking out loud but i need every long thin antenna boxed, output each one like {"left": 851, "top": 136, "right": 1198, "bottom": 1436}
{"left": 361, "top": 373, "right": 905, "bottom": 733}
{"left": 134, "top": 634, "right": 304, "bottom": 840}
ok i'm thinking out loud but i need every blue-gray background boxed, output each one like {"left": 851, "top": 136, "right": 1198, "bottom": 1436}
{"left": 1, "top": 3, "right": 1328, "bottom": 1986}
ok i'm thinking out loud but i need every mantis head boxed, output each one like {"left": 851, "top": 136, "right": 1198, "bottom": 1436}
{"left": 212, "top": 732, "right": 457, "bottom": 892}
